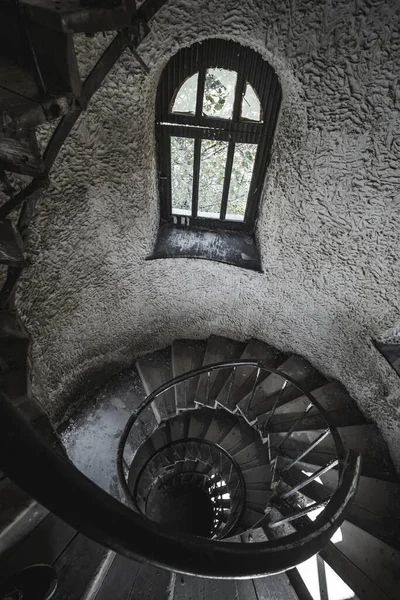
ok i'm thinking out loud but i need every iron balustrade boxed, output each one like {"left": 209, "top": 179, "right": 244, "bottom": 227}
{"left": 0, "top": 359, "right": 361, "bottom": 578}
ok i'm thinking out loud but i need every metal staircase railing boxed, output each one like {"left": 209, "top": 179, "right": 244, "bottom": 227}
{"left": 118, "top": 361, "right": 360, "bottom": 532}
{"left": 0, "top": 378, "right": 360, "bottom": 578}
{"left": 132, "top": 438, "right": 246, "bottom": 539}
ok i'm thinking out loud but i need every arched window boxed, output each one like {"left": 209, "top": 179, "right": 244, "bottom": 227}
{"left": 156, "top": 40, "right": 282, "bottom": 233}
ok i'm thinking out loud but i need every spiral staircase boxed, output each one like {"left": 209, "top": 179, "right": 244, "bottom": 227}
{"left": 1, "top": 1, "right": 400, "bottom": 599}
{"left": 2, "top": 334, "right": 400, "bottom": 600}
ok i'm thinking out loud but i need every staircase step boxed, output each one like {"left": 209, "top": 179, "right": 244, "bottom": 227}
{"left": 235, "top": 579, "right": 258, "bottom": 600}
{"left": 267, "top": 381, "right": 368, "bottom": 431}
{"left": 0, "top": 495, "right": 48, "bottom": 561}
{"left": 136, "top": 348, "right": 176, "bottom": 422}
{"left": 279, "top": 462, "right": 400, "bottom": 550}
{"left": 172, "top": 339, "right": 206, "bottom": 410}
{"left": 272, "top": 424, "right": 397, "bottom": 481}
{"left": 239, "top": 354, "right": 326, "bottom": 421}
{"left": 216, "top": 339, "right": 286, "bottom": 411}
{"left": 241, "top": 507, "right": 264, "bottom": 529}
{"left": 127, "top": 437, "right": 161, "bottom": 493}
{"left": 147, "top": 422, "right": 172, "bottom": 451}
{"left": 174, "top": 575, "right": 203, "bottom": 600}
{"left": 52, "top": 533, "right": 109, "bottom": 600}
{"left": 252, "top": 572, "right": 299, "bottom": 600}
{"left": 94, "top": 554, "right": 141, "bottom": 600}
{"left": 243, "top": 464, "right": 272, "bottom": 490}
{"left": 0, "top": 478, "right": 46, "bottom": 559}
{"left": 187, "top": 407, "right": 215, "bottom": 439}
{"left": 246, "top": 489, "right": 273, "bottom": 510}
{"left": 320, "top": 521, "right": 400, "bottom": 600}
{"left": 215, "top": 418, "right": 257, "bottom": 456}
{"left": 232, "top": 440, "right": 269, "bottom": 471}
{"left": 194, "top": 336, "right": 245, "bottom": 406}
{"left": 247, "top": 529, "right": 299, "bottom": 599}
{"left": 127, "top": 560, "right": 173, "bottom": 600}
{"left": 174, "top": 575, "right": 237, "bottom": 600}
{"left": 0, "top": 513, "right": 75, "bottom": 576}
{"left": 168, "top": 411, "right": 191, "bottom": 442}
{"left": 203, "top": 408, "right": 238, "bottom": 445}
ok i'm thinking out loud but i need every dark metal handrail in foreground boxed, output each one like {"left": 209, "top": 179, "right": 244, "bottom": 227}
{"left": 0, "top": 369, "right": 360, "bottom": 578}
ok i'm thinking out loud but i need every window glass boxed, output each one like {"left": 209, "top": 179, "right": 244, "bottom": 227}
{"left": 171, "top": 137, "right": 194, "bottom": 214}
{"left": 198, "top": 139, "right": 229, "bottom": 218}
{"left": 171, "top": 73, "right": 198, "bottom": 115}
{"left": 241, "top": 82, "right": 262, "bottom": 122}
{"left": 225, "top": 143, "right": 257, "bottom": 221}
{"left": 203, "top": 69, "right": 237, "bottom": 119}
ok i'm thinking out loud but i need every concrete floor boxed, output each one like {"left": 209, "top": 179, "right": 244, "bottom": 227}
{"left": 60, "top": 367, "right": 146, "bottom": 501}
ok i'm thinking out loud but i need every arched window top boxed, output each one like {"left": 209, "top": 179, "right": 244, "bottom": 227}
{"left": 241, "top": 82, "right": 262, "bottom": 122}
{"left": 171, "top": 73, "right": 198, "bottom": 115}
{"left": 171, "top": 69, "right": 262, "bottom": 122}
{"left": 156, "top": 40, "right": 281, "bottom": 234}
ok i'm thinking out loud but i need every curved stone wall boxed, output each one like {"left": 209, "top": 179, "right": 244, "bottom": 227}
{"left": 17, "top": 0, "right": 400, "bottom": 467}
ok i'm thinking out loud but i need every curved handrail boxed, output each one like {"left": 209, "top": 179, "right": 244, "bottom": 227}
{"left": 0, "top": 376, "right": 360, "bottom": 578}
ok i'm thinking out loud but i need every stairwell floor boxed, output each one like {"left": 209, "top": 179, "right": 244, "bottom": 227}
{"left": 59, "top": 367, "right": 146, "bottom": 499}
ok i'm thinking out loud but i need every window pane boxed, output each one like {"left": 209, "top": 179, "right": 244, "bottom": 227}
{"left": 171, "top": 137, "right": 194, "bottom": 214}
{"left": 241, "top": 82, "right": 262, "bottom": 121}
{"left": 226, "top": 143, "right": 257, "bottom": 221}
{"left": 171, "top": 73, "right": 198, "bottom": 115}
{"left": 203, "top": 69, "right": 237, "bottom": 119}
{"left": 198, "top": 139, "right": 229, "bottom": 218}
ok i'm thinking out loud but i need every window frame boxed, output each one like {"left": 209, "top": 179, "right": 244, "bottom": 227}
{"left": 156, "top": 40, "right": 282, "bottom": 234}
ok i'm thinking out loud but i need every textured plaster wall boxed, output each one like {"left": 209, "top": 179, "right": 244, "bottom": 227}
{"left": 17, "top": 0, "right": 400, "bottom": 467}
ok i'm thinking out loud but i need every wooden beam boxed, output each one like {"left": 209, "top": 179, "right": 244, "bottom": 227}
{"left": 0, "top": 218, "right": 26, "bottom": 267}
{"left": 43, "top": 2, "right": 165, "bottom": 170}
{"left": 0, "top": 176, "right": 48, "bottom": 219}
{"left": 0, "top": 129, "right": 45, "bottom": 176}
{"left": 44, "top": 30, "right": 129, "bottom": 171}
{"left": 25, "top": 23, "right": 82, "bottom": 98}
{"left": 22, "top": 0, "right": 136, "bottom": 34}
{"left": 137, "top": 0, "right": 169, "bottom": 21}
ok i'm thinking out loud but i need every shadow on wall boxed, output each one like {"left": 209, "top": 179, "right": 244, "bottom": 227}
{"left": 374, "top": 342, "right": 400, "bottom": 379}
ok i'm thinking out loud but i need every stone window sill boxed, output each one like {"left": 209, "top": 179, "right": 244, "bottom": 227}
{"left": 148, "top": 224, "right": 262, "bottom": 272}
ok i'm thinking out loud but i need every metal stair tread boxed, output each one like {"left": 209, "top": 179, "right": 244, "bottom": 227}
{"left": 271, "top": 424, "right": 397, "bottom": 481}
{"left": 238, "top": 353, "right": 327, "bottom": 421}
{"left": 172, "top": 338, "right": 207, "bottom": 410}
{"left": 215, "top": 339, "right": 286, "bottom": 411}
{"left": 194, "top": 336, "right": 246, "bottom": 406}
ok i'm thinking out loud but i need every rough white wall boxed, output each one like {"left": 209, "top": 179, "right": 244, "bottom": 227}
{"left": 17, "top": 0, "right": 400, "bottom": 467}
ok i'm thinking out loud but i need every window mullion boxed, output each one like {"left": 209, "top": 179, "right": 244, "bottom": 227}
{"left": 232, "top": 73, "right": 246, "bottom": 120}
{"left": 195, "top": 69, "right": 206, "bottom": 118}
{"left": 191, "top": 69, "right": 205, "bottom": 218}
{"left": 219, "top": 141, "right": 235, "bottom": 221}
{"left": 192, "top": 138, "right": 201, "bottom": 218}
{"left": 220, "top": 73, "right": 245, "bottom": 220}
